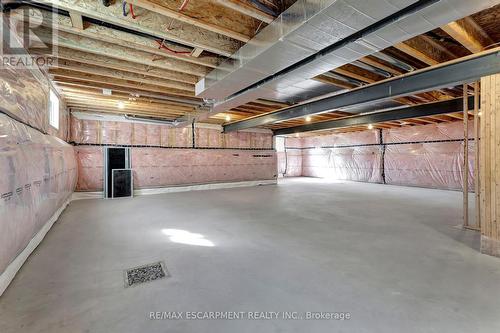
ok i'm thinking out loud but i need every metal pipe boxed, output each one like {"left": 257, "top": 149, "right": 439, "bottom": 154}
{"left": 322, "top": 72, "right": 364, "bottom": 86}
{"left": 124, "top": 114, "right": 176, "bottom": 125}
{"left": 352, "top": 60, "right": 392, "bottom": 78}
{"left": 370, "top": 52, "right": 414, "bottom": 72}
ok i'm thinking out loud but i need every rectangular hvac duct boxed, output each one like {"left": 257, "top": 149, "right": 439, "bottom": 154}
{"left": 195, "top": 0, "right": 498, "bottom": 113}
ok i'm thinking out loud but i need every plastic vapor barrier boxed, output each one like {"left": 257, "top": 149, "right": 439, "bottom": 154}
{"left": 71, "top": 118, "right": 276, "bottom": 191}
{"left": 71, "top": 117, "right": 273, "bottom": 149}
{"left": 284, "top": 121, "right": 475, "bottom": 190}
{"left": 132, "top": 149, "right": 276, "bottom": 188}
{"left": 383, "top": 122, "right": 475, "bottom": 190}
{"left": 74, "top": 146, "right": 276, "bottom": 191}
{"left": 277, "top": 137, "right": 302, "bottom": 177}
{"left": 0, "top": 114, "right": 77, "bottom": 276}
{"left": 300, "top": 130, "right": 382, "bottom": 183}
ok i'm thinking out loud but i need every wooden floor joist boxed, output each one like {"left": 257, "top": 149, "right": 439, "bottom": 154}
{"left": 35, "top": 28, "right": 209, "bottom": 77}
{"left": 126, "top": 0, "right": 253, "bottom": 42}
{"left": 36, "top": 0, "right": 240, "bottom": 57}
{"left": 13, "top": 9, "right": 221, "bottom": 69}
{"left": 47, "top": 48, "right": 199, "bottom": 84}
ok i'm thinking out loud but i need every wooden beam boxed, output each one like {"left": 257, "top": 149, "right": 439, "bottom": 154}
{"left": 68, "top": 11, "right": 84, "bottom": 30}
{"left": 69, "top": 106, "right": 187, "bottom": 119}
{"left": 46, "top": 47, "right": 198, "bottom": 84}
{"left": 66, "top": 99, "right": 191, "bottom": 115}
{"left": 212, "top": 0, "right": 275, "bottom": 24}
{"left": 55, "top": 81, "right": 203, "bottom": 106}
{"left": 50, "top": 64, "right": 194, "bottom": 92}
{"left": 35, "top": 0, "right": 239, "bottom": 57}
{"left": 50, "top": 71, "right": 195, "bottom": 97}
{"left": 474, "top": 81, "right": 481, "bottom": 230}
{"left": 394, "top": 35, "right": 457, "bottom": 66}
{"left": 35, "top": 27, "right": 208, "bottom": 77}
{"left": 479, "top": 74, "right": 500, "bottom": 257}
{"left": 441, "top": 17, "right": 493, "bottom": 53}
{"left": 59, "top": 85, "right": 199, "bottom": 109}
{"left": 127, "top": 0, "right": 252, "bottom": 42}
{"left": 463, "top": 84, "right": 470, "bottom": 228}
{"left": 190, "top": 48, "right": 204, "bottom": 58}
{"left": 52, "top": 77, "right": 201, "bottom": 101}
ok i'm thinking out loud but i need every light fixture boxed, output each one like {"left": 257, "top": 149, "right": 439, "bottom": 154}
{"left": 367, "top": 123, "right": 374, "bottom": 130}
{"left": 117, "top": 101, "right": 125, "bottom": 109}
{"left": 225, "top": 114, "right": 231, "bottom": 122}
{"left": 305, "top": 115, "right": 312, "bottom": 122}
{"left": 478, "top": 111, "right": 482, "bottom": 117}
{"left": 295, "top": 133, "right": 299, "bottom": 138}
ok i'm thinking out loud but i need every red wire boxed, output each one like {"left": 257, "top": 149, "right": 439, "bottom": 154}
{"left": 178, "top": 0, "right": 190, "bottom": 11}
{"left": 129, "top": 3, "right": 136, "bottom": 19}
{"left": 155, "top": 40, "right": 192, "bottom": 55}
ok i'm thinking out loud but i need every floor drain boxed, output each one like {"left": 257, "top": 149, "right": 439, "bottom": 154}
{"left": 124, "top": 261, "right": 169, "bottom": 287}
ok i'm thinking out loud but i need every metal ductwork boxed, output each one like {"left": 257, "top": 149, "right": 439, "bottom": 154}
{"left": 195, "top": 0, "right": 497, "bottom": 113}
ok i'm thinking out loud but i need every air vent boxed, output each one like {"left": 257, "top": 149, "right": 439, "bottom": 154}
{"left": 124, "top": 262, "right": 169, "bottom": 287}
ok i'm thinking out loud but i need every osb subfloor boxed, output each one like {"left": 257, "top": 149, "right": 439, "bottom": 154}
{"left": 1, "top": 178, "right": 499, "bottom": 333}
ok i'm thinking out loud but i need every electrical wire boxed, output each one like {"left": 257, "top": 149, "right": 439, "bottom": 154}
{"left": 129, "top": 3, "right": 136, "bottom": 19}
{"left": 155, "top": 40, "right": 192, "bottom": 55}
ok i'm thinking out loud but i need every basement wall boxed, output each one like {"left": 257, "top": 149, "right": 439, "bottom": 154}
{"left": 0, "top": 35, "right": 76, "bottom": 294}
{"left": 70, "top": 118, "right": 277, "bottom": 191}
{"left": 282, "top": 121, "right": 475, "bottom": 191}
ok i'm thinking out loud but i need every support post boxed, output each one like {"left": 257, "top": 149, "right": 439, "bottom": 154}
{"left": 463, "top": 84, "right": 469, "bottom": 228}
{"left": 479, "top": 74, "right": 500, "bottom": 257}
{"left": 474, "top": 81, "right": 481, "bottom": 230}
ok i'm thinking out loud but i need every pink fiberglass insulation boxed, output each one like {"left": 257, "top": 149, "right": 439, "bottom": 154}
{"left": 0, "top": 42, "right": 49, "bottom": 132}
{"left": 70, "top": 117, "right": 273, "bottom": 149}
{"left": 0, "top": 114, "right": 77, "bottom": 275}
{"left": 72, "top": 118, "right": 276, "bottom": 191}
{"left": 383, "top": 122, "right": 475, "bottom": 190}
{"left": 289, "top": 121, "right": 475, "bottom": 190}
{"left": 131, "top": 148, "right": 276, "bottom": 188}
{"left": 74, "top": 148, "right": 277, "bottom": 191}
{"left": 74, "top": 146, "right": 104, "bottom": 191}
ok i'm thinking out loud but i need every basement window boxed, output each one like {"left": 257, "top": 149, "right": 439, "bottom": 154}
{"left": 49, "top": 89, "right": 59, "bottom": 130}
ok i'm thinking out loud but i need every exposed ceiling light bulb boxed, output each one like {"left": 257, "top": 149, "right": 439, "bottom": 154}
{"left": 367, "top": 123, "right": 374, "bottom": 130}
{"left": 225, "top": 115, "right": 231, "bottom": 122}
{"left": 305, "top": 115, "right": 312, "bottom": 122}
{"left": 117, "top": 101, "right": 125, "bottom": 109}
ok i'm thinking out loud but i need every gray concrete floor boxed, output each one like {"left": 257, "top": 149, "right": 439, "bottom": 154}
{"left": 1, "top": 178, "right": 500, "bottom": 333}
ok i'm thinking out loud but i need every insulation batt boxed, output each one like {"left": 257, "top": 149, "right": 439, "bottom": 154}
{"left": 71, "top": 117, "right": 277, "bottom": 191}
{"left": 71, "top": 117, "right": 273, "bottom": 149}
{"left": 0, "top": 115, "right": 77, "bottom": 275}
{"left": 283, "top": 122, "right": 475, "bottom": 190}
